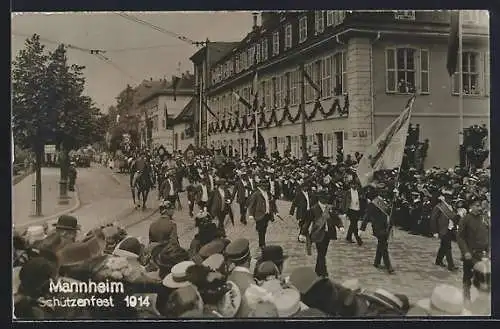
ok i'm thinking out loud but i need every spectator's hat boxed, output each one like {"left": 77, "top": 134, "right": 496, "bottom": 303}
{"left": 163, "top": 261, "right": 195, "bottom": 289}
{"left": 224, "top": 238, "right": 250, "bottom": 263}
{"left": 257, "top": 245, "right": 288, "bottom": 263}
{"left": 289, "top": 267, "right": 325, "bottom": 295}
{"left": 53, "top": 215, "right": 80, "bottom": 231}
{"left": 415, "top": 284, "right": 471, "bottom": 315}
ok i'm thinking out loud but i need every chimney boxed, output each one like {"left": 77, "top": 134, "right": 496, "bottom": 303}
{"left": 252, "top": 12, "right": 259, "bottom": 30}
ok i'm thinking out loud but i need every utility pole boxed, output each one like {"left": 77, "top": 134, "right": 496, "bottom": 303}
{"left": 300, "top": 62, "right": 307, "bottom": 160}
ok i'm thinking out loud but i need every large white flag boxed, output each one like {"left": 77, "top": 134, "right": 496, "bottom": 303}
{"left": 357, "top": 96, "right": 415, "bottom": 187}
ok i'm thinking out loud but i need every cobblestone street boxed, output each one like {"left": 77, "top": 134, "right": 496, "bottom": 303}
{"left": 126, "top": 188, "right": 464, "bottom": 303}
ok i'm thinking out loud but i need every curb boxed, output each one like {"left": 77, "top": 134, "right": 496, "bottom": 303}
{"left": 14, "top": 185, "right": 82, "bottom": 231}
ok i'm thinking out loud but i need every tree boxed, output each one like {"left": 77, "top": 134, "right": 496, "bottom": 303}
{"left": 116, "top": 84, "right": 135, "bottom": 116}
{"left": 12, "top": 34, "right": 50, "bottom": 216}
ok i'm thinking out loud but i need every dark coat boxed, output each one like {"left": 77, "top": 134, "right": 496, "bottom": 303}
{"left": 305, "top": 203, "right": 344, "bottom": 243}
{"left": 160, "top": 178, "right": 177, "bottom": 199}
{"left": 360, "top": 201, "right": 390, "bottom": 239}
{"left": 195, "top": 184, "right": 211, "bottom": 203}
{"left": 341, "top": 187, "right": 366, "bottom": 214}
{"left": 430, "top": 201, "right": 458, "bottom": 238}
{"left": 207, "top": 188, "right": 232, "bottom": 219}
{"left": 247, "top": 189, "right": 274, "bottom": 222}
{"left": 289, "top": 190, "right": 316, "bottom": 220}
{"left": 231, "top": 179, "right": 250, "bottom": 205}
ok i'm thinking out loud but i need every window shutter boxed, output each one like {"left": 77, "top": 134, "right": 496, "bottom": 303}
{"left": 484, "top": 52, "right": 490, "bottom": 96}
{"left": 386, "top": 48, "right": 396, "bottom": 92}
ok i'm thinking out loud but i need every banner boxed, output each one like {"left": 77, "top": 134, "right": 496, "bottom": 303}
{"left": 357, "top": 96, "right": 415, "bottom": 187}
{"left": 446, "top": 11, "right": 460, "bottom": 76}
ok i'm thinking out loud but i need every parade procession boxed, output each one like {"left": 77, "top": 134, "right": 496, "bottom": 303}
{"left": 12, "top": 10, "right": 490, "bottom": 319}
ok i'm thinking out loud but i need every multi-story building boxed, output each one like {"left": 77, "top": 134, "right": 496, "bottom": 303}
{"left": 190, "top": 42, "right": 240, "bottom": 148}
{"left": 137, "top": 72, "right": 195, "bottom": 152}
{"left": 201, "top": 10, "right": 489, "bottom": 168}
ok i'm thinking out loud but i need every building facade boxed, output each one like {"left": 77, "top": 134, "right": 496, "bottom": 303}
{"left": 137, "top": 73, "right": 195, "bottom": 152}
{"left": 200, "top": 10, "right": 489, "bottom": 168}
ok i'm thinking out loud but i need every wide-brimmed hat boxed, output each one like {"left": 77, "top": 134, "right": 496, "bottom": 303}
{"left": 162, "top": 261, "right": 195, "bottom": 289}
{"left": 225, "top": 238, "right": 250, "bottom": 263}
{"left": 25, "top": 225, "right": 47, "bottom": 245}
{"left": 201, "top": 253, "right": 226, "bottom": 272}
{"left": 257, "top": 245, "right": 288, "bottom": 263}
{"left": 216, "top": 280, "right": 242, "bottom": 317}
{"left": 53, "top": 215, "right": 80, "bottom": 231}
{"left": 272, "top": 288, "right": 302, "bottom": 317}
{"left": 415, "top": 284, "right": 471, "bottom": 316}
{"left": 342, "top": 278, "right": 362, "bottom": 292}
{"left": 361, "top": 288, "right": 409, "bottom": 314}
{"left": 113, "top": 236, "right": 142, "bottom": 259}
{"left": 289, "top": 267, "right": 326, "bottom": 295}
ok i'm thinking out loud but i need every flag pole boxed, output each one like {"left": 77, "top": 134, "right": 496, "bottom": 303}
{"left": 458, "top": 11, "right": 464, "bottom": 160}
{"left": 387, "top": 95, "right": 416, "bottom": 239}
{"left": 300, "top": 62, "right": 307, "bottom": 160}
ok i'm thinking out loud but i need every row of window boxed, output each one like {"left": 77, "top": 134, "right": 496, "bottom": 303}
{"left": 208, "top": 48, "right": 489, "bottom": 121}
{"left": 210, "top": 11, "right": 347, "bottom": 85}
{"left": 209, "top": 52, "right": 347, "bottom": 119}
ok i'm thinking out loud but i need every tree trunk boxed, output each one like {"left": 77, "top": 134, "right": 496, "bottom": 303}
{"left": 58, "top": 141, "right": 70, "bottom": 203}
{"left": 34, "top": 142, "right": 43, "bottom": 216}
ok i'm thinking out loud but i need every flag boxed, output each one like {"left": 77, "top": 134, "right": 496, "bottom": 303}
{"left": 232, "top": 91, "right": 252, "bottom": 110}
{"left": 356, "top": 96, "right": 415, "bottom": 187}
{"left": 446, "top": 10, "right": 460, "bottom": 76}
{"left": 202, "top": 99, "right": 218, "bottom": 119}
{"left": 302, "top": 67, "right": 321, "bottom": 96}
{"left": 172, "top": 75, "right": 181, "bottom": 101}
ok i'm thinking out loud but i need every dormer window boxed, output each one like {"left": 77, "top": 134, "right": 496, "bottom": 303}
{"left": 394, "top": 10, "right": 416, "bottom": 21}
{"left": 299, "top": 16, "right": 308, "bottom": 43}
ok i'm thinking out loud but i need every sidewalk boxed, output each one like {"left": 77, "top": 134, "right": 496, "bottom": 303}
{"left": 13, "top": 167, "right": 80, "bottom": 229}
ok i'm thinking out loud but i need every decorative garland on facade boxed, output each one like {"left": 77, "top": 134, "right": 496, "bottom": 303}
{"left": 208, "top": 95, "right": 350, "bottom": 136}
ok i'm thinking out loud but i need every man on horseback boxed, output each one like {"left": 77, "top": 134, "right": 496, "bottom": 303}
{"left": 130, "top": 150, "right": 154, "bottom": 208}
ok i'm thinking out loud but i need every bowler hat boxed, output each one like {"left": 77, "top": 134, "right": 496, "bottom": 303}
{"left": 53, "top": 215, "right": 80, "bottom": 231}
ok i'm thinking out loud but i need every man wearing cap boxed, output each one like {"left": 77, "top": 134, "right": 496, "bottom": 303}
{"left": 457, "top": 198, "right": 490, "bottom": 301}
{"left": 225, "top": 238, "right": 254, "bottom": 317}
{"left": 207, "top": 178, "right": 232, "bottom": 236}
{"left": 341, "top": 178, "right": 365, "bottom": 246}
{"left": 248, "top": 176, "right": 275, "bottom": 248}
{"left": 360, "top": 195, "right": 395, "bottom": 274}
{"left": 231, "top": 171, "right": 251, "bottom": 225}
{"left": 430, "top": 193, "right": 459, "bottom": 271}
{"left": 304, "top": 191, "right": 345, "bottom": 277}
{"left": 289, "top": 181, "right": 315, "bottom": 244}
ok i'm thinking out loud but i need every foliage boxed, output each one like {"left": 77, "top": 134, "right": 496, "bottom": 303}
{"left": 12, "top": 35, "right": 106, "bottom": 153}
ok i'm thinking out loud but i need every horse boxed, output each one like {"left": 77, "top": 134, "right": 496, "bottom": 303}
{"left": 130, "top": 165, "right": 153, "bottom": 210}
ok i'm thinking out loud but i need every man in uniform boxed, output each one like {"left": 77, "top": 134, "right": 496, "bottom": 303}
{"left": 430, "top": 193, "right": 459, "bottom": 271}
{"left": 247, "top": 176, "right": 275, "bottom": 248}
{"left": 457, "top": 198, "right": 490, "bottom": 300}
{"left": 225, "top": 238, "right": 254, "bottom": 317}
{"left": 360, "top": 194, "right": 395, "bottom": 274}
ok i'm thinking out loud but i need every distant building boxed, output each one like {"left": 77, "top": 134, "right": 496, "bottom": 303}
{"left": 171, "top": 98, "right": 196, "bottom": 152}
{"left": 193, "top": 10, "right": 489, "bottom": 168}
{"left": 137, "top": 72, "right": 195, "bottom": 152}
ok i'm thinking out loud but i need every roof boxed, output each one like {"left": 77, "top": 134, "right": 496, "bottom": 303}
{"left": 189, "top": 42, "right": 240, "bottom": 65}
{"left": 138, "top": 73, "right": 195, "bottom": 105}
{"left": 171, "top": 97, "right": 196, "bottom": 125}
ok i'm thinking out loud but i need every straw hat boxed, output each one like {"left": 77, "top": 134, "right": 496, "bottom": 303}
{"left": 272, "top": 288, "right": 302, "bottom": 317}
{"left": 25, "top": 226, "right": 47, "bottom": 245}
{"left": 162, "top": 261, "right": 195, "bottom": 289}
{"left": 216, "top": 280, "right": 242, "bottom": 317}
{"left": 415, "top": 284, "right": 471, "bottom": 316}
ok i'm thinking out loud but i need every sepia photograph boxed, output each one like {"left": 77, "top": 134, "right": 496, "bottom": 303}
{"left": 11, "top": 10, "right": 490, "bottom": 319}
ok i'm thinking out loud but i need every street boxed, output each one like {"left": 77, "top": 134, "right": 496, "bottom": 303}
{"left": 13, "top": 165, "right": 464, "bottom": 302}
{"left": 126, "top": 182, "right": 464, "bottom": 303}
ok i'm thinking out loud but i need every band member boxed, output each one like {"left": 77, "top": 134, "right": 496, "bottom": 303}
{"left": 457, "top": 198, "right": 490, "bottom": 301}
{"left": 231, "top": 171, "right": 250, "bottom": 225}
{"left": 207, "top": 178, "right": 232, "bottom": 236}
{"left": 289, "top": 181, "right": 315, "bottom": 243}
{"left": 341, "top": 178, "right": 364, "bottom": 246}
{"left": 160, "top": 170, "right": 178, "bottom": 206}
{"left": 195, "top": 176, "right": 211, "bottom": 211}
{"left": 430, "top": 194, "right": 459, "bottom": 272}
{"left": 304, "top": 191, "right": 345, "bottom": 277}
{"left": 248, "top": 177, "right": 275, "bottom": 248}
{"left": 360, "top": 194, "right": 395, "bottom": 274}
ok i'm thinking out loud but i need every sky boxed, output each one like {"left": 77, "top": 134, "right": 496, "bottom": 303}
{"left": 12, "top": 12, "right": 254, "bottom": 113}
